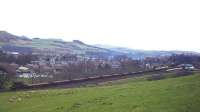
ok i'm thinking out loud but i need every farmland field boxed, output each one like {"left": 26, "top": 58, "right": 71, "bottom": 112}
{"left": 0, "top": 73, "right": 200, "bottom": 112}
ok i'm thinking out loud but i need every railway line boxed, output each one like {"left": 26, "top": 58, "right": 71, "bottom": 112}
{"left": 17, "top": 67, "right": 180, "bottom": 90}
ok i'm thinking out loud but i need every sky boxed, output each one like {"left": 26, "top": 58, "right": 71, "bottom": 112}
{"left": 0, "top": 0, "right": 200, "bottom": 52}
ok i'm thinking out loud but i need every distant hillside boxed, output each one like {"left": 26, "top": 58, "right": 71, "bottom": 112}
{"left": 0, "top": 31, "right": 113, "bottom": 56}
{"left": 0, "top": 31, "right": 199, "bottom": 58}
{"left": 0, "top": 31, "right": 30, "bottom": 43}
{"left": 95, "top": 44, "right": 199, "bottom": 59}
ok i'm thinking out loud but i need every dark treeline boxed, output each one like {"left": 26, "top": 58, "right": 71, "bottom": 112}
{"left": 169, "top": 54, "right": 200, "bottom": 67}
{"left": 0, "top": 50, "right": 37, "bottom": 65}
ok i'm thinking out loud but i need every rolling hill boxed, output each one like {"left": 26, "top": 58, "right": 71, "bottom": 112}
{"left": 0, "top": 31, "right": 113, "bottom": 56}
{"left": 0, "top": 31, "right": 199, "bottom": 58}
{"left": 95, "top": 44, "right": 199, "bottom": 59}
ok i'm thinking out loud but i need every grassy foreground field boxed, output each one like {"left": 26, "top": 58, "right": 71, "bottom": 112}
{"left": 0, "top": 74, "right": 200, "bottom": 112}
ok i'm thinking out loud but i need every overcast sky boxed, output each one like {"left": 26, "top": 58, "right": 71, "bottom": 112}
{"left": 0, "top": 0, "right": 200, "bottom": 52}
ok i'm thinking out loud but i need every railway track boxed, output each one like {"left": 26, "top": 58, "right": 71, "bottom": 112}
{"left": 18, "top": 67, "right": 177, "bottom": 90}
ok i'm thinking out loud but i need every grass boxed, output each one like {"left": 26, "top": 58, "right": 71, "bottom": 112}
{"left": 0, "top": 73, "right": 200, "bottom": 112}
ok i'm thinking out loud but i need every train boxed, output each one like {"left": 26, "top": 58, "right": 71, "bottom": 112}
{"left": 13, "top": 66, "right": 171, "bottom": 90}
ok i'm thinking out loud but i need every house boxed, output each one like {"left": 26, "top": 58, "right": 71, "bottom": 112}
{"left": 178, "top": 64, "right": 195, "bottom": 70}
{"left": 16, "top": 66, "right": 33, "bottom": 78}
{"left": 111, "top": 62, "right": 121, "bottom": 69}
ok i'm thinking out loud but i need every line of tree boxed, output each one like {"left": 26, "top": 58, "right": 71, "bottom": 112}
{"left": 0, "top": 50, "right": 37, "bottom": 65}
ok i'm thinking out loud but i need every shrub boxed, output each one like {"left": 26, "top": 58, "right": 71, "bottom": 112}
{"left": 0, "top": 73, "right": 9, "bottom": 89}
{"left": 172, "top": 70, "right": 194, "bottom": 78}
{"left": 147, "top": 74, "right": 165, "bottom": 81}
{"left": 11, "top": 81, "right": 27, "bottom": 90}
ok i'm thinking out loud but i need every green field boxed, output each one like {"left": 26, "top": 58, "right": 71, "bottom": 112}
{"left": 0, "top": 74, "right": 200, "bottom": 112}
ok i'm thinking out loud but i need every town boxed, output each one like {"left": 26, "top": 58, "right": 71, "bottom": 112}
{"left": 0, "top": 46, "right": 199, "bottom": 89}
